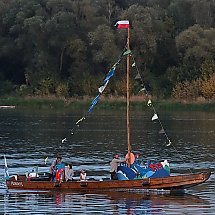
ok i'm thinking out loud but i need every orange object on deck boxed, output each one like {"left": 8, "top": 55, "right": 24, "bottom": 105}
{"left": 125, "top": 152, "right": 135, "bottom": 165}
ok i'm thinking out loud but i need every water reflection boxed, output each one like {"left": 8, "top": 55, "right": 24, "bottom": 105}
{"left": 0, "top": 190, "right": 211, "bottom": 215}
{"left": 0, "top": 109, "right": 214, "bottom": 214}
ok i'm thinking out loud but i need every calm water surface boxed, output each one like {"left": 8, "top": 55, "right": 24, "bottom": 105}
{"left": 0, "top": 108, "right": 214, "bottom": 214}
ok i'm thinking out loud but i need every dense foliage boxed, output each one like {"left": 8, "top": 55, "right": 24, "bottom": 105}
{"left": 0, "top": 0, "right": 215, "bottom": 100}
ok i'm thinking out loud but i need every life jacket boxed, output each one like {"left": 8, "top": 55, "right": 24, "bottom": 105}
{"left": 56, "top": 168, "right": 64, "bottom": 182}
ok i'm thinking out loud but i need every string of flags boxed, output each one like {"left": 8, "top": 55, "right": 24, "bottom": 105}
{"left": 61, "top": 20, "right": 172, "bottom": 148}
{"left": 4, "top": 155, "right": 10, "bottom": 180}
{"left": 130, "top": 55, "right": 172, "bottom": 147}
{"left": 61, "top": 44, "right": 128, "bottom": 144}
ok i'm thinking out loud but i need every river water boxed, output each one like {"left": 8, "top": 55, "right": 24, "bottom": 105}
{"left": 0, "top": 108, "right": 214, "bottom": 214}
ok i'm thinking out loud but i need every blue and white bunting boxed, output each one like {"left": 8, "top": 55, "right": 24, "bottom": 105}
{"left": 4, "top": 155, "right": 9, "bottom": 180}
{"left": 98, "top": 80, "right": 109, "bottom": 93}
{"left": 102, "top": 68, "right": 115, "bottom": 85}
{"left": 88, "top": 67, "right": 116, "bottom": 113}
{"left": 88, "top": 94, "right": 101, "bottom": 113}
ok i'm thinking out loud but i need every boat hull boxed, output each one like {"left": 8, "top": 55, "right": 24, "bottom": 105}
{"left": 6, "top": 171, "right": 211, "bottom": 191}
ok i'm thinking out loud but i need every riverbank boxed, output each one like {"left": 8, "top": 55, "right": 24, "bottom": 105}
{"left": 0, "top": 96, "right": 214, "bottom": 112}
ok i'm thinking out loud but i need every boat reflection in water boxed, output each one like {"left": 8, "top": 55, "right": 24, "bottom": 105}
{"left": 49, "top": 190, "right": 210, "bottom": 214}
{"left": 0, "top": 183, "right": 212, "bottom": 214}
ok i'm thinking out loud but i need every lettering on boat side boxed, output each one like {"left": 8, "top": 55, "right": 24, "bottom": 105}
{"left": 11, "top": 181, "right": 23, "bottom": 187}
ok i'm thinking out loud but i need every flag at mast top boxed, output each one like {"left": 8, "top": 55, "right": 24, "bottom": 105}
{"left": 115, "top": 20, "right": 129, "bottom": 29}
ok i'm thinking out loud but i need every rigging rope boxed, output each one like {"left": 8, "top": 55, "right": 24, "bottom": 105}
{"left": 61, "top": 42, "right": 128, "bottom": 144}
{"left": 130, "top": 52, "right": 193, "bottom": 173}
{"left": 60, "top": 43, "right": 193, "bottom": 173}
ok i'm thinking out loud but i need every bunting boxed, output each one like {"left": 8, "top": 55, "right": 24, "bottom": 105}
{"left": 61, "top": 46, "right": 126, "bottom": 143}
{"left": 62, "top": 138, "right": 67, "bottom": 143}
{"left": 4, "top": 155, "right": 9, "bottom": 180}
{"left": 88, "top": 94, "right": 101, "bottom": 113}
{"left": 99, "top": 80, "right": 109, "bottom": 93}
{"left": 139, "top": 87, "right": 146, "bottom": 92}
{"left": 130, "top": 53, "right": 172, "bottom": 147}
{"left": 123, "top": 49, "right": 131, "bottom": 56}
{"left": 166, "top": 140, "right": 171, "bottom": 147}
{"left": 76, "top": 116, "right": 85, "bottom": 125}
{"left": 135, "top": 73, "right": 141, "bottom": 80}
{"left": 44, "top": 157, "right": 48, "bottom": 165}
{"left": 152, "top": 113, "right": 158, "bottom": 121}
{"left": 147, "top": 99, "right": 152, "bottom": 107}
{"left": 159, "top": 128, "right": 165, "bottom": 134}
{"left": 102, "top": 67, "right": 115, "bottom": 85}
{"left": 88, "top": 67, "right": 116, "bottom": 113}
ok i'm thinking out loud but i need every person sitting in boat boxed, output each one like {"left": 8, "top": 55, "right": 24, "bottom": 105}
{"left": 80, "top": 169, "right": 87, "bottom": 181}
{"left": 50, "top": 155, "right": 65, "bottom": 181}
{"left": 110, "top": 153, "right": 126, "bottom": 180}
{"left": 65, "top": 163, "right": 74, "bottom": 181}
{"left": 134, "top": 152, "right": 140, "bottom": 165}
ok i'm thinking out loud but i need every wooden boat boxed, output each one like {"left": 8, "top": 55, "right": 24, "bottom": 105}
{"left": 5, "top": 20, "right": 211, "bottom": 191}
{"left": 6, "top": 171, "right": 211, "bottom": 191}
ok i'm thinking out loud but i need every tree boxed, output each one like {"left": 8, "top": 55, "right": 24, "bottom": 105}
{"left": 176, "top": 25, "right": 215, "bottom": 70}
{"left": 168, "top": 0, "right": 195, "bottom": 32}
{"left": 88, "top": 24, "right": 119, "bottom": 66}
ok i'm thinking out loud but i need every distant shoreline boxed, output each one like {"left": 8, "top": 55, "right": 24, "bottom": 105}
{"left": 0, "top": 96, "right": 214, "bottom": 112}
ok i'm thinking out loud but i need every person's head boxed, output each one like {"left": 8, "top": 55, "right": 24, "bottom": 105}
{"left": 80, "top": 169, "right": 86, "bottom": 174}
{"left": 67, "top": 164, "right": 72, "bottom": 169}
{"left": 113, "top": 153, "right": 119, "bottom": 159}
{"left": 135, "top": 153, "right": 140, "bottom": 159}
{"left": 56, "top": 155, "right": 62, "bottom": 163}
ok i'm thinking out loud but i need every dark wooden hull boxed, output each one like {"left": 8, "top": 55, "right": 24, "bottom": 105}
{"left": 6, "top": 171, "right": 211, "bottom": 191}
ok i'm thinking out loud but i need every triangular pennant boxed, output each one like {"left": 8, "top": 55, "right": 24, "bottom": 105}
{"left": 123, "top": 49, "right": 131, "bottom": 56}
{"left": 76, "top": 116, "right": 85, "bottom": 125}
{"left": 103, "top": 68, "right": 115, "bottom": 84}
{"left": 44, "top": 157, "right": 48, "bottom": 164}
{"left": 159, "top": 128, "right": 165, "bottom": 134}
{"left": 98, "top": 80, "right": 109, "bottom": 93}
{"left": 61, "top": 138, "right": 67, "bottom": 143}
{"left": 135, "top": 73, "right": 141, "bottom": 80}
{"left": 139, "top": 87, "right": 146, "bottom": 92}
{"left": 166, "top": 140, "right": 171, "bottom": 146}
{"left": 147, "top": 99, "right": 152, "bottom": 106}
{"left": 132, "top": 62, "right": 136, "bottom": 67}
{"left": 152, "top": 113, "right": 158, "bottom": 121}
{"left": 88, "top": 94, "right": 101, "bottom": 113}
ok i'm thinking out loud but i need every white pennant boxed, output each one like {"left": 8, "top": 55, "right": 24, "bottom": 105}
{"left": 61, "top": 138, "right": 67, "bottom": 143}
{"left": 132, "top": 62, "right": 136, "bottom": 67}
{"left": 167, "top": 140, "right": 171, "bottom": 146}
{"left": 98, "top": 80, "right": 109, "bottom": 93}
{"left": 147, "top": 99, "right": 152, "bottom": 106}
{"left": 152, "top": 113, "right": 158, "bottom": 121}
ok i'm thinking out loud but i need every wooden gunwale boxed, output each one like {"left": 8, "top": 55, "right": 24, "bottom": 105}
{"left": 6, "top": 171, "right": 211, "bottom": 191}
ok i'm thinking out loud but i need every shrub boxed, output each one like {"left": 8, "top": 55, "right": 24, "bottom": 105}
{"left": 201, "top": 73, "right": 215, "bottom": 99}
{"left": 0, "top": 80, "right": 13, "bottom": 96}
{"left": 56, "top": 83, "right": 69, "bottom": 97}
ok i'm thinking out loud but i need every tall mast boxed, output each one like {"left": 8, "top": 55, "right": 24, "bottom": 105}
{"left": 126, "top": 26, "right": 131, "bottom": 167}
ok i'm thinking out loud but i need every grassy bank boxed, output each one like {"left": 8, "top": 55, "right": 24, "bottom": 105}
{"left": 0, "top": 96, "right": 215, "bottom": 112}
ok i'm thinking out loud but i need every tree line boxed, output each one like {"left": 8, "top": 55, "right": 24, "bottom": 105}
{"left": 0, "top": 0, "right": 215, "bottom": 100}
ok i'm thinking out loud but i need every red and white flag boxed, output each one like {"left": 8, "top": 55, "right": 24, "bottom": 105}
{"left": 115, "top": 20, "right": 129, "bottom": 29}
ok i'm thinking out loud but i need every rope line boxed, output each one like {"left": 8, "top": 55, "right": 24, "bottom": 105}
{"left": 130, "top": 52, "right": 193, "bottom": 173}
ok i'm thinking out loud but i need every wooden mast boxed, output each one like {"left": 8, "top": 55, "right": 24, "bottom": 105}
{"left": 126, "top": 25, "right": 131, "bottom": 167}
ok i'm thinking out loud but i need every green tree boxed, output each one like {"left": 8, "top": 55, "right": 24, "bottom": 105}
{"left": 176, "top": 25, "right": 215, "bottom": 78}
